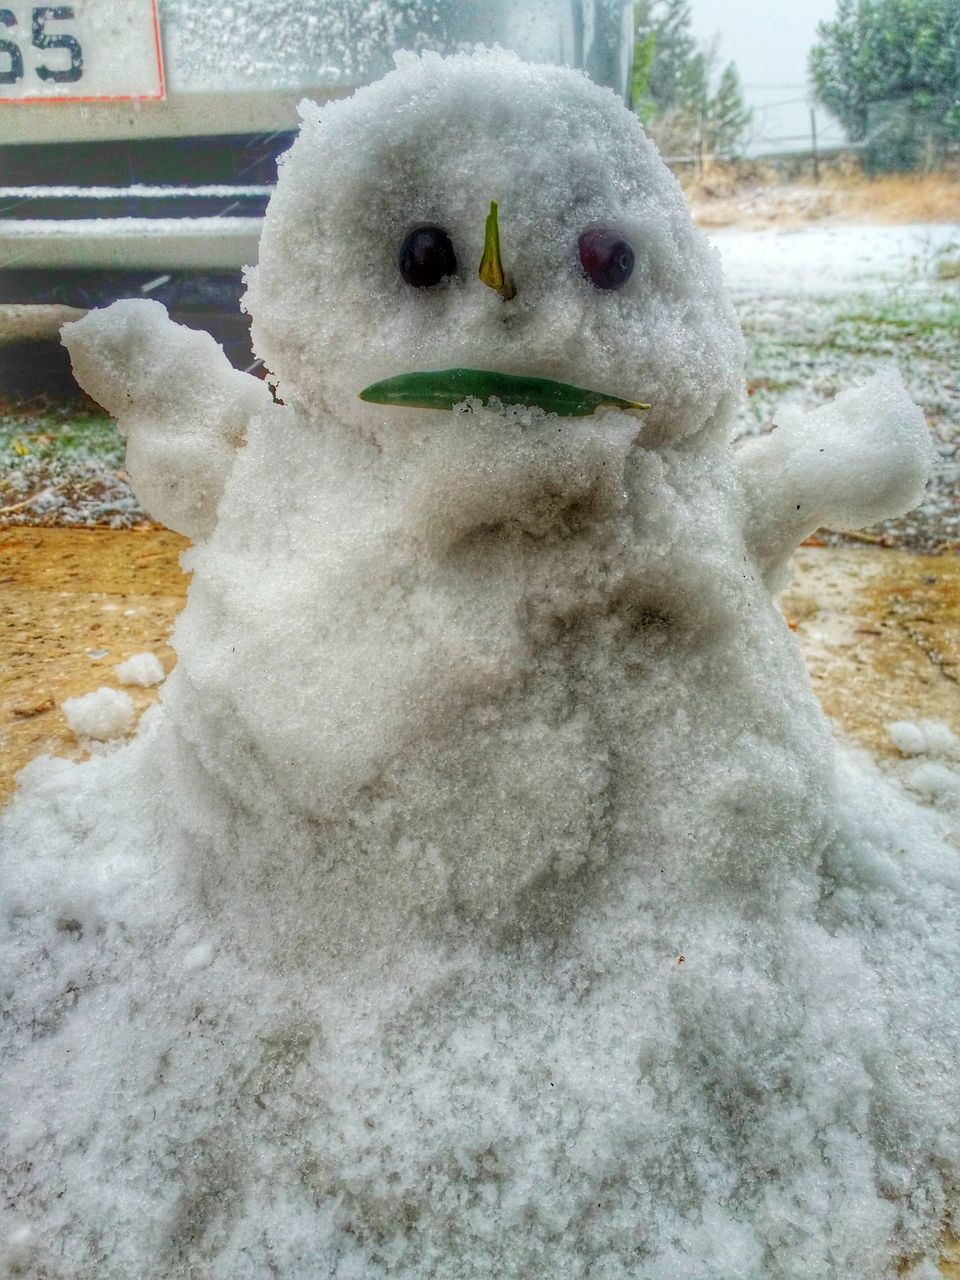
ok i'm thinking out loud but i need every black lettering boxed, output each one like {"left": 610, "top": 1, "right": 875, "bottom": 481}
{"left": 0, "top": 9, "right": 24, "bottom": 86}
{"left": 33, "top": 6, "right": 82, "bottom": 83}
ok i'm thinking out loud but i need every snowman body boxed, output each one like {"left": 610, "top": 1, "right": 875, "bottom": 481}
{"left": 154, "top": 396, "right": 835, "bottom": 944}
{"left": 2, "top": 49, "right": 956, "bottom": 1280}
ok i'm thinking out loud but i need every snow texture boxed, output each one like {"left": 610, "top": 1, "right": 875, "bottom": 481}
{"left": 709, "top": 223, "right": 959, "bottom": 296}
{"left": 3, "top": 49, "right": 958, "bottom": 1279}
{"left": 906, "top": 760, "right": 960, "bottom": 805}
{"left": 736, "top": 368, "right": 933, "bottom": 589}
{"left": 157, "top": 0, "right": 598, "bottom": 97}
{"left": 160, "top": 0, "right": 447, "bottom": 92}
{"left": 60, "top": 686, "right": 135, "bottom": 740}
{"left": 115, "top": 651, "right": 166, "bottom": 687}
{"left": 889, "top": 718, "right": 960, "bottom": 760}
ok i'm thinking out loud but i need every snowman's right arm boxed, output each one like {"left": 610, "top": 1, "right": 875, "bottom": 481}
{"left": 734, "top": 370, "right": 932, "bottom": 591}
{"left": 62, "top": 298, "right": 275, "bottom": 541}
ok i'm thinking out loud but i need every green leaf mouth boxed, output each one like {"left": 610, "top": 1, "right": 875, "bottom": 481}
{"left": 358, "top": 368, "right": 651, "bottom": 418}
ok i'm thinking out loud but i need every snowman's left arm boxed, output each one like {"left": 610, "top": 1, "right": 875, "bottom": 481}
{"left": 62, "top": 299, "right": 277, "bottom": 541}
{"left": 734, "top": 370, "right": 933, "bottom": 590}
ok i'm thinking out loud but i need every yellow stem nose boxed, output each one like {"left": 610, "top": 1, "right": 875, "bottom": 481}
{"left": 478, "top": 200, "right": 515, "bottom": 299}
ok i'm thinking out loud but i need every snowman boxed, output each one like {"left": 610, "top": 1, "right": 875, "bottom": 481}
{"left": 3, "top": 48, "right": 958, "bottom": 1280}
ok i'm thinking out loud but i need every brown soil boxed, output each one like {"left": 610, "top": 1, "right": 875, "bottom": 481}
{"left": 0, "top": 526, "right": 188, "bottom": 798}
{"left": 782, "top": 548, "right": 960, "bottom": 760}
{"left": 940, "top": 1238, "right": 960, "bottom": 1280}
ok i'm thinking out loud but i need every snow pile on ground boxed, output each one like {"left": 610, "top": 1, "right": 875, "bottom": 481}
{"left": 2, "top": 50, "right": 958, "bottom": 1279}
{"left": 889, "top": 717, "right": 960, "bottom": 759}
{"left": 60, "top": 686, "right": 135, "bottom": 740}
{"left": 115, "top": 651, "right": 166, "bottom": 687}
{"left": 889, "top": 718, "right": 960, "bottom": 810}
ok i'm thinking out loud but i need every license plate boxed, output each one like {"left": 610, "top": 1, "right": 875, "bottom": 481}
{"left": 0, "top": 0, "right": 164, "bottom": 102}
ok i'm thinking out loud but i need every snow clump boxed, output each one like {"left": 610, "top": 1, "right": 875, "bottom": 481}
{"left": 115, "top": 651, "right": 166, "bottom": 687}
{"left": 61, "top": 686, "right": 135, "bottom": 740}
{"left": 888, "top": 717, "right": 960, "bottom": 759}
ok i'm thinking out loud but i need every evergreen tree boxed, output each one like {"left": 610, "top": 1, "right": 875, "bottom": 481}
{"left": 706, "top": 62, "right": 752, "bottom": 158}
{"left": 631, "top": 5, "right": 752, "bottom": 160}
{"left": 632, "top": 0, "right": 697, "bottom": 115}
{"left": 630, "top": 27, "right": 657, "bottom": 126}
{"left": 810, "top": 0, "right": 960, "bottom": 169}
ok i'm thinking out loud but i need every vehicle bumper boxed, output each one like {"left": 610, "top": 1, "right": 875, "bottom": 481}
{"left": 0, "top": 215, "right": 261, "bottom": 270}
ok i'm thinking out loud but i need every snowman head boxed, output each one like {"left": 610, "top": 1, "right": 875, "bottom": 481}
{"left": 246, "top": 47, "right": 743, "bottom": 447}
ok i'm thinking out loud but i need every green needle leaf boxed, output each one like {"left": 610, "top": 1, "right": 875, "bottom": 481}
{"left": 359, "top": 368, "right": 651, "bottom": 418}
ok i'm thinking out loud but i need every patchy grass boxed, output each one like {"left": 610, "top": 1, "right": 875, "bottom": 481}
{"left": 0, "top": 397, "right": 139, "bottom": 526}
{"left": 737, "top": 284, "right": 959, "bottom": 551}
{"left": 1, "top": 402, "right": 122, "bottom": 468}
{"left": 836, "top": 292, "right": 960, "bottom": 336}
{"left": 740, "top": 285, "right": 959, "bottom": 417}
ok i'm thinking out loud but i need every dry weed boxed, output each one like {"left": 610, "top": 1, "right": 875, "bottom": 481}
{"left": 681, "top": 162, "right": 960, "bottom": 229}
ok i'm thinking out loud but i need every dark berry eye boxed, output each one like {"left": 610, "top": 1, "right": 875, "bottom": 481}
{"left": 577, "top": 228, "right": 635, "bottom": 291}
{"left": 399, "top": 225, "right": 457, "bottom": 288}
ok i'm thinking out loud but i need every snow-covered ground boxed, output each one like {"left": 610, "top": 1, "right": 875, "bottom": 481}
{"left": 712, "top": 222, "right": 959, "bottom": 551}
{"left": 709, "top": 222, "right": 958, "bottom": 295}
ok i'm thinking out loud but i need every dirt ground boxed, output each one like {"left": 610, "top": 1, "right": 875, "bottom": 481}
{"left": 782, "top": 546, "right": 960, "bottom": 757}
{"left": 0, "top": 526, "right": 187, "bottom": 799}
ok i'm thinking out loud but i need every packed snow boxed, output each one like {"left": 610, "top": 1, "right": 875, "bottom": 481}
{"left": 906, "top": 760, "right": 960, "bottom": 805}
{"left": 889, "top": 717, "right": 960, "bottom": 759}
{"left": 2, "top": 49, "right": 958, "bottom": 1279}
{"left": 887, "top": 719, "right": 960, "bottom": 811}
{"left": 60, "top": 686, "right": 135, "bottom": 740}
{"left": 115, "top": 651, "right": 166, "bottom": 687}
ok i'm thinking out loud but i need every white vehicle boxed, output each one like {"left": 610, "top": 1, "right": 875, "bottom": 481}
{"left": 0, "top": 1, "right": 632, "bottom": 282}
